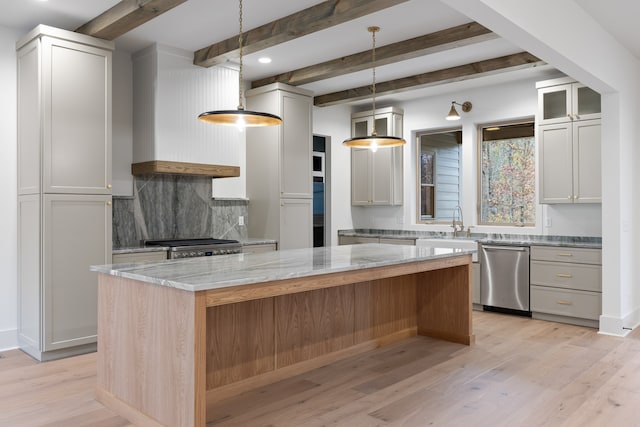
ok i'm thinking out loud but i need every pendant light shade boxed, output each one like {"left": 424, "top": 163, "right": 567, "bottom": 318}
{"left": 445, "top": 101, "right": 472, "bottom": 121}
{"left": 198, "top": 0, "right": 282, "bottom": 127}
{"left": 198, "top": 109, "right": 282, "bottom": 126}
{"left": 343, "top": 26, "right": 405, "bottom": 149}
{"left": 342, "top": 135, "right": 405, "bottom": 149}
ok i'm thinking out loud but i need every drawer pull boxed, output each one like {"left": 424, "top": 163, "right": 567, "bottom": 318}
{"left": 556, "top": 273, "right": 573, "bottom": 278}
{"left": 556, "top": 300, "right": 573, "bottom": 306}
{"left": 557, "top": 253, "right": 573, "bottom": 257}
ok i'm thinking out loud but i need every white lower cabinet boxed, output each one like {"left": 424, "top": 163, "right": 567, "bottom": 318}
{"left": 242, "top": 243, "right": 278, "bottom": 254}
{"left": 530, "top": 246, "right": 601, "bottom": 328}
{"left": 19, "top": 194, "right": 112, "bottom": 360}
{"left": 280, "top": 199, "right": 313, "bottom": 250}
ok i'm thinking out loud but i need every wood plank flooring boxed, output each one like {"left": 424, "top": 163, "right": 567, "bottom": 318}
{"left": 2, "top": 311, "right": 639, "bottom": 426}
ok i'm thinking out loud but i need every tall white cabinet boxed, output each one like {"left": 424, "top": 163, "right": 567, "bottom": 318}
{"left": 350, "top": 107, "right": 404, "bottom": 206}
{"left": 17, "top": 26, "right": 113, "bottom": 361}
{"left": 245, "top": 83, "right": 313, "bottom": 250}
{"left": 537, "top": 77, "right": 601, "bottom": 204}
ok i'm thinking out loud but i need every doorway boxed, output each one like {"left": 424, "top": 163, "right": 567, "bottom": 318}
{"left": 313, "top": 135, "right": 330, "bottom": 247}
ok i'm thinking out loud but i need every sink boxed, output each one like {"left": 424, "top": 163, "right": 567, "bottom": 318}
{"left": 415, "top": 238, "right": 478, "bottom": 261}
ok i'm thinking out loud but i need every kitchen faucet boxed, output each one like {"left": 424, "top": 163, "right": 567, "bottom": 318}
{"left": 451, "top": 205, "right": 464, "bottom": 236}
{"left": 451, "top": 205, "right": 472, "bottom": 237}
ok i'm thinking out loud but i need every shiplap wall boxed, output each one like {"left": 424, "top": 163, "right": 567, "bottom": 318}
{"left": 132, "top": 44, "right": 245, "bottom": 198}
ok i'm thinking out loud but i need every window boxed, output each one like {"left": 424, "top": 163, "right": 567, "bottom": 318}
{"left": 417, "top": 129, "right": 461, "bottom": 222}
{"left": 479, "top": 121, "right": 535, "bottom": 225}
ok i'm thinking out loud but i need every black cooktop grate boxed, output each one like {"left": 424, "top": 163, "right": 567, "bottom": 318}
{"left": 145, "top": 238, "right": 240, "bottom": 247}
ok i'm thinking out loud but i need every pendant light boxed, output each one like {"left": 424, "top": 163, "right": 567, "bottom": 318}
{"left": 198, "top": 0, "right": 282, "bottom": 127}
{"left": 343, "top": 26, "right": 405, "bottom": 150}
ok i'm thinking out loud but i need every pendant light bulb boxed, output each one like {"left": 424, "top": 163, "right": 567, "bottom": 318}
{"left": 236, "top": 114, "right": 246, "bottom": 130}
{"left": 343, "top": 26, "right": 405, "bottom": 149}
{"left": 198, "top": 0, "right": 282, "bottom": 127}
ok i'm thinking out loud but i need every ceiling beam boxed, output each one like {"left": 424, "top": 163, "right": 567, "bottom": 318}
{"left": 193, "top": 0, "right": 409, "bottom": 68}
{"left": 313, "top": 52, "right": 545, "bottom": 106}
{"left": 75, "top": 0, "right": 188, "bottom": 40}
{"left": 252, "top": 22, "right": 497, "bottom": 88}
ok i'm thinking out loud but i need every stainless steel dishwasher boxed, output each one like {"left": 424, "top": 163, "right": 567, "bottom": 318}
{"left": 480, "top": 244, "right": 531, "bottom": 315}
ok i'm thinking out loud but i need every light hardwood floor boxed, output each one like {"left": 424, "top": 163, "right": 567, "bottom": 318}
{"left": 2, "top": 311, "right": 639, "bottom": 426}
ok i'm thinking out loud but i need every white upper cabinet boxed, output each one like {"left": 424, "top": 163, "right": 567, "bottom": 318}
{"left": 350, "top": 107, "right": 404, "bottom": 206}
{"left": 537, "top": 77, "right": 601, "bottom": 204}
{"left": 537, "top": 78, "right": 601, "bottom": 125}
{"left": 17, "top": 26, "right": 113, "bottom": 195}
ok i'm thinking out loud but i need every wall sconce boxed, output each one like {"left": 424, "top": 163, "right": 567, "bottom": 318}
{"left": 446, "top": 101, "right": 472, "bottom": 120}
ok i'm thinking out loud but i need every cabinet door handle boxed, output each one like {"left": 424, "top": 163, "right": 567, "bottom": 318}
{"left": 556, "top": 273, "right": 573, "bottom": 278}
{"left": 107, "top": 201, "right": 112, "bottom": 206}
{"left": 556, "top": 300, "right": 573, "bottom": 306}
{"left": 107, "top": 184, "right": 112, "bottom": 189}
{"left": 567, "top": 196, "right": 572, "bottom": 199}
{"left": 557, "top": 253, "right": 573, "bottom": 257}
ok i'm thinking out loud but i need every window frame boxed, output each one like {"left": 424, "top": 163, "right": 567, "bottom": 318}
{"left": 415, "top": 126, "right": 462, "bottom": 224}
{"left": 476, "top": 117, "right": 536, "bottom": 227}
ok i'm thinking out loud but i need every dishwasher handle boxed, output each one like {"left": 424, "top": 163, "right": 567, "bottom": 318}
{"left": 482, "top": 245, "right": 529, "bottom": 252}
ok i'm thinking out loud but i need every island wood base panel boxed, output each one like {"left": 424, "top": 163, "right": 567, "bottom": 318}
{"left": 96, "top": 257, "right": 473, "bottom": 427}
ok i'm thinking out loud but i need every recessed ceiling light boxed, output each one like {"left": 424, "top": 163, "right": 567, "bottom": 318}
{"left": 258, "top": 57, "right": 272, "bottom": 64}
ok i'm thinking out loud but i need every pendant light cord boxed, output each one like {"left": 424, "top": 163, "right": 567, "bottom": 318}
{"left": 369, "top": 26, "right": 379, "bottom": 136}
{"left": 237, "top": 0, "right": 244, "bottom": 110}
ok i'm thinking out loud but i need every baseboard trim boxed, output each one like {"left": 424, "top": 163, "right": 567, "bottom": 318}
{"left": 623, "top": 306, "right": 640, "bottom": 331}
{"left": 598, "top": 314, "right": 630, "bottom": 337}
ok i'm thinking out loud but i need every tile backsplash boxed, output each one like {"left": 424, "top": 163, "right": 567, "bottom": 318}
{"left": 113, "top": 175, "right": 248, "bottom": 248}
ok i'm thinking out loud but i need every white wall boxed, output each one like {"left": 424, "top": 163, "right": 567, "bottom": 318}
{"left": 0, "top": 25, "right": 20, "bottom": 350}
{"left": 320, "top": 75, "right": 602, "bottom": 238}
{"left": 312, "top": 103, "right": 353, "bottom": 246}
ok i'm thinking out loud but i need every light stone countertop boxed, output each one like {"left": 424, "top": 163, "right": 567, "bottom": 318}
{"left": 338, "top": 229, "right": 602, "bottom": 249}
{"left": 92, "top": 243, "right": 473, "bottom": 292}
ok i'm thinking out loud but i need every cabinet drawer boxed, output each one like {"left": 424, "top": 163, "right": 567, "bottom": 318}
{"left": 530, "top": 261, "right": 601, "bottom": 292}
{"left": 339, "top": 236, "right": 379, "bottom": 245}
{"left": 530, "top": 246, "right": 601, "bottom": 264}
{"left": 531, "top": 285, "right": 601, "bottom": 320}
{"left": 242, "top": 243, "right": 277, "bottom": 254}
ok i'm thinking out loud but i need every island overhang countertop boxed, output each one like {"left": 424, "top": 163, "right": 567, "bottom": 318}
{"left": 91, "top": 243, "right": 475, "bottom": 292}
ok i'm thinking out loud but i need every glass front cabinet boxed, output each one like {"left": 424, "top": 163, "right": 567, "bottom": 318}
{"left": 537, "top": 78, "right": 601, "bottom": 125}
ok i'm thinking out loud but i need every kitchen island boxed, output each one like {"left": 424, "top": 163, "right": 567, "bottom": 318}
{"left": 91, "top": 244, "right": 474, "bottom": 427}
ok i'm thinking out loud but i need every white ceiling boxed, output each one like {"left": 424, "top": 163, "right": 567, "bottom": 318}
{"left": 3, "top": 0, "right": 637, "bottom": 106}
